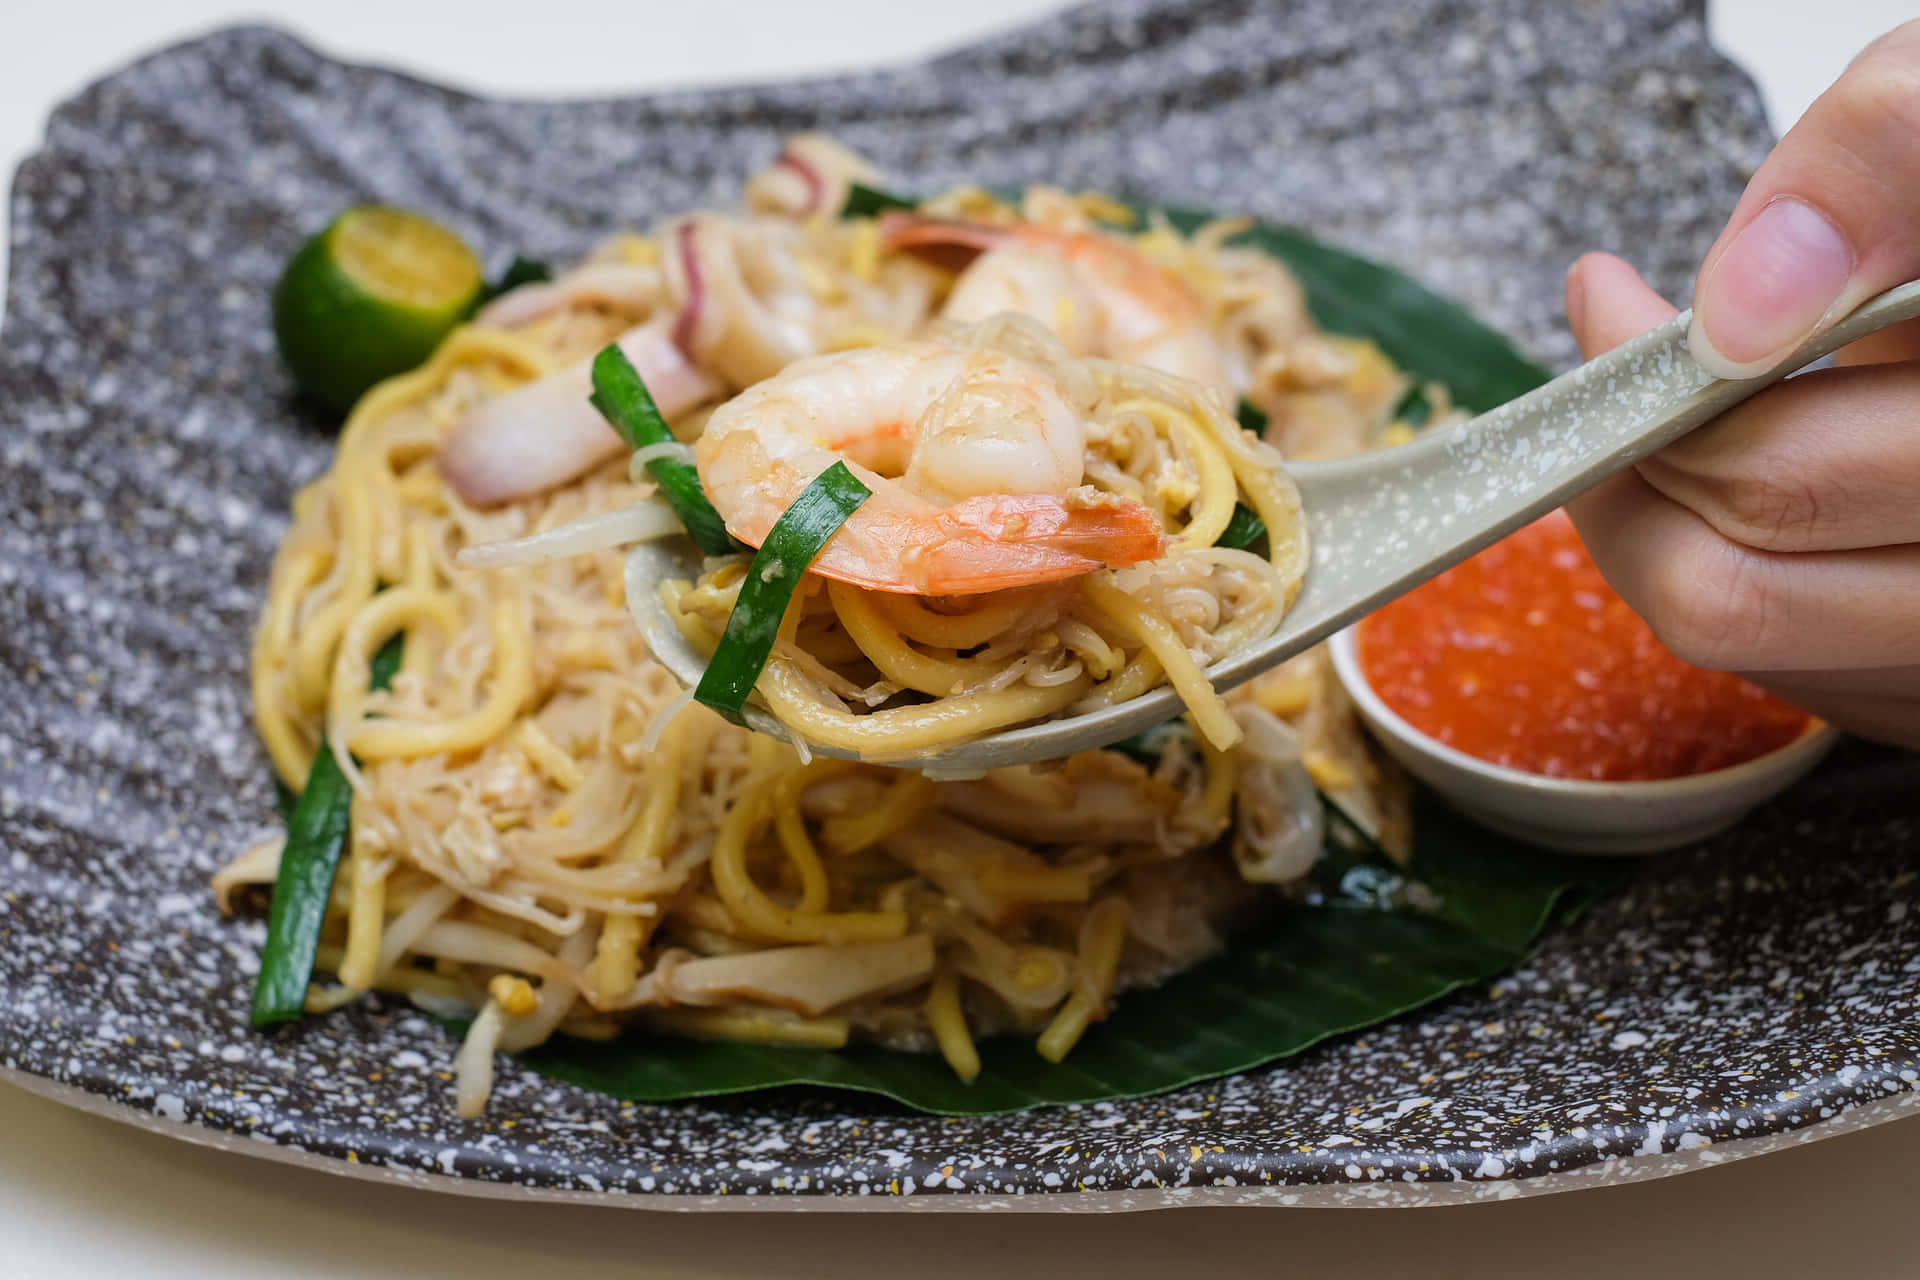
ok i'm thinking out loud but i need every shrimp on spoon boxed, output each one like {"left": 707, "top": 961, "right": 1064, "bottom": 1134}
{"left": 883, "top": 210, "right": 1238, "bottom": 397}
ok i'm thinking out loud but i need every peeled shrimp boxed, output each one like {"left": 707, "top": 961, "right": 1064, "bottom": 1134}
{"left": 881, "top": 213, "right": 1236, "bottom": 397}
{"left": 438, "top": 317, "right": 720, "bottom": 507}
{"left": 694, "top": 321, "right": 1166, "bottom": 595}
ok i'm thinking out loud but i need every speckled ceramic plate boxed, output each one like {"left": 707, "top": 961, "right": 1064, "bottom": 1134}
{"left": 4, "top": 0, "right": 1919, "bottom": 1211}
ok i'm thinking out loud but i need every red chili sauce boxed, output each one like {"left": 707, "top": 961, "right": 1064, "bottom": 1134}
{"left": 1357, "top": 510, "right": 1810, "bottom": 781}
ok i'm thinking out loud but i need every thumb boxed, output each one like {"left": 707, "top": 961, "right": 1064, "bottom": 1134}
{"left": 1688, "top": 20, "right": 1920, "bottom": 377}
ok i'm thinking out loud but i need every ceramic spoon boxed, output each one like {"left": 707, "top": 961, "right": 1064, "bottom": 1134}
{"left": 629, "top": 279, "right": 1920, "bottom": 773}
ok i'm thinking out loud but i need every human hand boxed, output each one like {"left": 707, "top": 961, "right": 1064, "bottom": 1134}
{"left": 1562, "top": 22, "right": 1920, "bottom": 751}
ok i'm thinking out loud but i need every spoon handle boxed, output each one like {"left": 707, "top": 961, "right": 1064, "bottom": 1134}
{"left": 1266, "top": 278, "right": 1920, "bottom": 668}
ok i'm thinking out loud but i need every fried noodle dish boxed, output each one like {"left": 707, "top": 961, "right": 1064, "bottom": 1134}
{"left": 227, "top": 136, "right": 1449, "bottom": 1114}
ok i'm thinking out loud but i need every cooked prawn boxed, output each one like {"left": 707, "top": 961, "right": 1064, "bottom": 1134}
{"left": 694, "top": 321, "right": 1166, "bottom": 595}
{"left": 881, "top": 212, "right": 1236, "bottom": 397}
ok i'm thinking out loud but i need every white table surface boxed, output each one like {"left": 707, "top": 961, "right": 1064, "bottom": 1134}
{"left": 2, "top": 3, "right": 1916, "bottom": 1276}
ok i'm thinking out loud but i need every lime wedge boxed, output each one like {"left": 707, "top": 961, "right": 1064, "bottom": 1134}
{"left": 271, "top": 205, "right": 483, "bottom": 414}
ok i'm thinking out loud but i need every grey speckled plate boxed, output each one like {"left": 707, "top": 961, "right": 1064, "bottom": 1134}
{"left": 3, "top": 0, "right": 1918, "bottom": 1210}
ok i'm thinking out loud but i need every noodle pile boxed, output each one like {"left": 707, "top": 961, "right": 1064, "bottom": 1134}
{"left": 229, "top": 139, "right": 1429, "bottom": 1115}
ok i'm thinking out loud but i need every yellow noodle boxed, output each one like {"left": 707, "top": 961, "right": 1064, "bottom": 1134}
{"left": 829, "top": 581, "right": 1008, "bottom": 696}
{"left": 1107, "top": 396, "right": 1237, "bottom": 546}
{"left": 755, "top": 656, "right": 1092, "bottom": 758}
{"left": 286, "top": 327, "right": 550, "bottom": 714}
{"left": 979, "top": 862, "right": 1092, "bottom": 903}
{"left": 924, "top": 967, "right": 981, "bottom": 1082}
{"left": 290, "top": 469, "right": 380, "bottom": 712}
{"left": 327, "top": 586, "right": 465, "bottom": 729}
{"left": 819, "top": 770, "right": 936, "bottom": 854}
{"left": 252, "top": 545, "right": 331, "bottom": 786}
{"left": 394, "top": 458, "right": 451, "bottom": 509}
{"left": 771, "top": 760, "right": 860, "bottom": 911}
{"left": 593, "top": 714, "right": 695, "bottom": 998}
{"left": 347, "top": 592, "right": 534, "bottom": 760}
{"left": 1036, "top": 898, "right": 1130, "bottom": 1062}
{"left": 1200, "top": 734, "right": 1239, "bottom": 830}
{"left": 1077, "top": 646, "right": 1165, "bottom": 710}
{"left": 337, "top": 821, "right": 386, "bottom": 989}
{"left": 868, "top": 586, "right": 1054, "bottom": 651}
{"left": 710, "top": 786, "right": 909, "bottom": 944}
{"left": 1082, "top": 574, "right": 1239, "bottom": 749}
{"left": 518, "top": 720, "right": 584, "bottom": 791}
{"left": 1212, "top": 422, "right": 1308, "bottom": 601}
{"left": 397, "top": 522, "right": 443, "bottom": 686}
{"left": 847, "top": 220, "right": 881, "bottom": 282}
{"left": 643, "top": 1008, "right": 850, "bottom": 1049}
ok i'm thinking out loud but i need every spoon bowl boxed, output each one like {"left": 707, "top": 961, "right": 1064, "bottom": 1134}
{"left": 629, "top": 280, "right": 1920, "bottom": 772}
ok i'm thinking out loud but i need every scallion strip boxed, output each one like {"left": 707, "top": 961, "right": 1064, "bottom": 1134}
{"left": 1392, "top": 384, "right": 1432, "bottom": 429}
{"left": 588, "top": 345, "right": 741, "bottom": 557}
{"left": 1235, "top": 397, "right": 1270, "bottom": 435}
{"left": 1219, "top": 402, "right": 1271, "bottom": 552}
{"left": 1217, "top": 502, "right": 1267, "bottom": 551}
{"left": 841, "top": 183, "right": 918, "bottom": 218}
{"left": 251, "top": 635, "right": 402, "bottom": 1027}
{"left": 693, "top": 462, "right": 871, "bottom": 719}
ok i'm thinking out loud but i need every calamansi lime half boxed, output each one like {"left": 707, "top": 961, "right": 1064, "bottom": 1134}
{"left": 271, "top": 205, "right": 483, "bottom": 414}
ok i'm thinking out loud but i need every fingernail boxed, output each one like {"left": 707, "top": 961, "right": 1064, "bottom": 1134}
{"left": 1564, "top": 260, "right": 1588, "bottom": 343}
{"left": 1690, "top": 196, "right": 1852, "bottom": 378}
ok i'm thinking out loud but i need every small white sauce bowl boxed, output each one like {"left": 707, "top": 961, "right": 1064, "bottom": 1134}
{"left": 1326, "top": 626, "right": 1841, "bottom": 856}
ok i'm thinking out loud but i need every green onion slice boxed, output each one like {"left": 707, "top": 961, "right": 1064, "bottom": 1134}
{"left": 694, "top": 462, "right": 872, "bottom": 719}
{"left": 1234, "top": 397, "right": 1270, "bottom": 435}
{"left": 588, "top": 345, "right": 742, "bottom": 557}
{"left": 841, "top": 183, "right": 919, "bottom": 219}
{"left": 1216, "top": 502, "right": 1268, "bottom": 551}
{"left": 251, "top": 634, "right": 402, "bottom": 1027}
{"left": 1392, "top": 383, "right": 1432, "bottom": 429}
